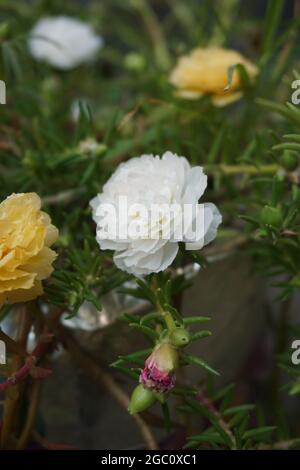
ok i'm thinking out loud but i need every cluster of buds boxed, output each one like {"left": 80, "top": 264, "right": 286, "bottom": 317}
{"left": 128, "top": 327, "right": 190, "bottom": 414}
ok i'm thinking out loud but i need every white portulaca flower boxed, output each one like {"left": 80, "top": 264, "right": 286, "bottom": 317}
{"left": 28, "top": 16, "right": 103, "bottom": 70}
{"left": 90, "top": 152, "right": 222, "bottom": 276}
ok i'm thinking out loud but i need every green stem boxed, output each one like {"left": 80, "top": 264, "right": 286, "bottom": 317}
{"left": 261, "top": 0, "right": 285, "bottom": 61}
{"left": 150, "top": 277, "right": 177, "bottom": 332}
{"left": 204, "top": 163, "right": 279, "bottom": 176}
{"left": 131, "top": 0, "right": 171, "bottom": 70}
{"left": 157, "top": 303, "right": 176, "bottom": 332}
{"left": 270, "top": 297, "right": 291, "bottom": 415}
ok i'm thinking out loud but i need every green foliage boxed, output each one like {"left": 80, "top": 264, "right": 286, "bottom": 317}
{"left": 179, "top": 384, "right": 277, "bottom": 450}
{"left": 1, "top": 0, "right": 300, "bottom": 450}
{"left": 45, "top": 234, "right": 129, "bottom": 315}
{"left": 112, "top": 275, "right": 215, "bottom": 380}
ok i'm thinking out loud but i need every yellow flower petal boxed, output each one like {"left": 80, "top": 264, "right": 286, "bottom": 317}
{"left": 0, "top": 193, "right": 58, "bottom": 308}
{"left": 41, "top": 212, "right": 59, "bottom": 246}
{"left": 0, "top": 273, "right": 36, "bottom": 293}
{"left": 4, "top": 280, "right": 43, "bottom": 304}
{"left": 170, "top": 46, "right": 257, "bottom": 107}
{"left": 211, "top": 91, "right": 243, "bottom": 107}
{"left": 22, "top": 247, "right": 57, "bottom": 280}
{"left": 175, "top": 89, "right": 203, "bottom": 100}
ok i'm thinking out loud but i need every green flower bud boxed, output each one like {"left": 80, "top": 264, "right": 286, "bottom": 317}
{"left": 170, "top": 327, "right": 190, "bottom": 347}
{"left": 124, "top": 52, "right": 146, "bottom": 72}
{"left": 260, "top": 205, "right": 282, "bottom": 228}
{"left": 150, "top": 343, "right": 179, "bottom": 371}
{"left": 281, "top": 150, "right": 299, "bottom": 172}
{"left": 128, "top": 384, "right": 156, "bottom": 414}
{"left": 0, "top": 22, "right": 10, "bottom": 39}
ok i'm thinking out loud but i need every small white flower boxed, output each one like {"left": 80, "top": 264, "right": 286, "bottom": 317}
{"left": 90, "top": 152, "right": 222, "bottom": 276}
{"left": 70, "top": 98, "right": 92, "bottom": 122}
{"left": 28, "top": 16, "right": 103, "bottom": 70}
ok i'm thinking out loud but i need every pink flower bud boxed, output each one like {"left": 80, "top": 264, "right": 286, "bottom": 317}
{"left": 139, "top": 343, "right": 178, "bottom": 393}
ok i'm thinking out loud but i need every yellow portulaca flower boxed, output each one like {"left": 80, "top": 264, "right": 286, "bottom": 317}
{"left": 170, "top": 47, "right": 258, "bottom": 106}
{"left": 0, "top": 193, "right": 58, "bottom": 308}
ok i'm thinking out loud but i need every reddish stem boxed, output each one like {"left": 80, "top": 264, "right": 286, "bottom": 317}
{"left": 0, "top": 333, "right": 53, "bottom": 393}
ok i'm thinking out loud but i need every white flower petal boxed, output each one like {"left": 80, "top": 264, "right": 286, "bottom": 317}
{"left": 90, "top": 152, "right": 221, "bottom": 276}
{"left": 185, "top": 166, "right": 207, "bottom": 201}
{"left": 203, "top": 203, "right": 222, "bottom": 245}
{"left": 28, "top": 16, "right": 102, "bottom": 70}
{"left": 186, "top": 203, "right": 222, "bottom": 250}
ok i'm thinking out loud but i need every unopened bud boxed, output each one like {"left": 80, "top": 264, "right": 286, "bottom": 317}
{"left": 281, "top": 150, "right": 299, "bottom": 172}
{"left": 139, "top": 343, "right": 178, "bottom": 393}
{"left": 128, "top": 384, "right": 156, "bottom": 414}
{"left": 170, "top": 327, "right": 190, "bottom": 347}
{"left": 260, "top": 205, "right": 282, "bottom": 228}
{"left": 124, "top": 52, "right": 146, "bottom": 72}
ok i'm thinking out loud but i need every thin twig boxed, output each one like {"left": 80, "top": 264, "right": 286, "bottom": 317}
{"left": 132, "top": 0, "right": 171, "bottom": 70}
{"left": 59, "top": 325, "right": 158, "bottom": 450}
{"left": 204, "top": 163, "right": 279, "bottom": 176}
{"left": 0, "top": 305, "right": 32, "bottom": 449}
{"left": 16, "top": 380, "right": 41, "bottom": 450}
{"left": 32, "top": 431, "right": 78, "bottom": 450}
{"left": 0, "top": 306, "right": 65, "bottom": 449}
{"left": 196, "top": 388, "right": 237, "bottom": 450}
{"left": 0, "top": 305, "right": 65, "bottom": 393}
{"left": 270, "top": 297, "right": 292, "bottom": 412}
{"left": 0, "top": 332, "right": 54, "bottom": 393}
